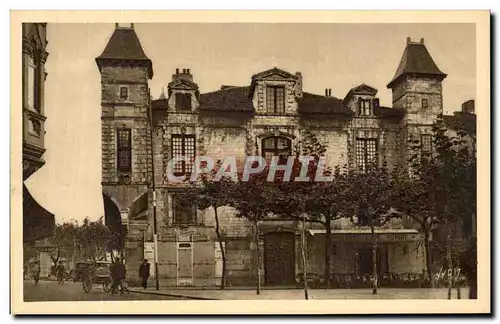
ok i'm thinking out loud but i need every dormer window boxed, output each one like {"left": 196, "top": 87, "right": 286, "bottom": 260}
{"left": 266, "top": 86, "right": 285, "bottom": 114}
{"left": 120, "top": 86, "right": 128, "bottom": 100}
{"left": 358, "top": 99, "right": 372, "bottom": 116}
{"left": 176, "top": 93, "right": 192, "bottom": 111}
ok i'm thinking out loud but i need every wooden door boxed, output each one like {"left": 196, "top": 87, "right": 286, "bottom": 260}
{"left": 264, "top": 232, "right": 295, "bottom": 286}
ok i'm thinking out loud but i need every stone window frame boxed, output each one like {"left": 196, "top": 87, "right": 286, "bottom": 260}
{"left": 420, "top": 134, "right": 433, "bottom": 160}
{"left": 265, "top": 85, "right": 286, "bottom": 114}
{"left": 175, "top": 93, "right": 193, "bottom": 111}
{"left": 116, "top": 128, "right": 132, "bottom": 173}
{"left": 355, "top": 137, "right": 378, "bottom": 172}
{"left": 358, "top": 99, "right": 372, "bottom": 116}
{"left": 171, "top": 134, "right": 196, "bottom": 176}
{"left": 261, "top": 136, "right": 292, "bottom": 163}
{"left": 171, "top": 193, "right": 197, "bottom": 226}
{"left": 119, "top": 86, "right": 129, "bottom": 101}
{"left": 24, "top": 40, "right": 41, "bottom": 113}
{"left": 421, "top": 98, "right": 429, "bottom": 109}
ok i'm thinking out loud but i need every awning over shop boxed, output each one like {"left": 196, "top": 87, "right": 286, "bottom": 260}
{"left": 23, "top": 184, "right": 55, "bottom": 243}
{"left": 307, "top": 228, "right": 422, "bottom": 243}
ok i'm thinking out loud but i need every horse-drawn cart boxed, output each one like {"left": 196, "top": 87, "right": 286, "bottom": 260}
{"left": 78, "top": 260, "right": 112, "bottom": 293}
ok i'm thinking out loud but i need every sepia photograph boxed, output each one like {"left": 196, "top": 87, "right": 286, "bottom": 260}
{"left": 11, "top": 10, "right": 490, "bottom": 315}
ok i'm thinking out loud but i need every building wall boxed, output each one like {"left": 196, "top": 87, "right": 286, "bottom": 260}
{"left": 22, "top": 23, "right": 49, "bottom": 180}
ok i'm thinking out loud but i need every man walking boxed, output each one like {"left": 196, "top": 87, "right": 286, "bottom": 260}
{"left": 32, "top": 261, "right": 41, "bottom": 285}
{"left": 139, "top": 259, "right": 150, "bottom": 289}
{"left": 111, "top": 258, "right": 126, "bottom": 295}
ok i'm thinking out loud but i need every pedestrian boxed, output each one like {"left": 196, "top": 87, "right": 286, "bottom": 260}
{"left": 56, "top": 261, "right": 66, "bottom": 284}
{"left": 110, "top": 258, "right": 126, "bottom": 295}
{"left": 139, "top": 259, "right": 150, "bottom": 289}
{"left": 32, "top": 261, "right": 40, "bottom": 285}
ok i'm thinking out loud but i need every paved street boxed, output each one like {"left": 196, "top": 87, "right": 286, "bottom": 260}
{"left": 23, "top": 280, "right": 187, "bottom": 302}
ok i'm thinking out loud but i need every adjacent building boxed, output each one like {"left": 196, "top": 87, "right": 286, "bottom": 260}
{"left": 97, "top": 25, "right": 475, "bottom": 286}
{"left": 22, "top": 23, "right": 55, "bottom": 244}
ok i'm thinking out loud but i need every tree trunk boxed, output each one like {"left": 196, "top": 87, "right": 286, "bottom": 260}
{"left": 446, "top": 233, "right": 452, "bottom": 299}
{"left": 424, "top": 229, "right": 434, "bottom": 288}
{"left": 324, "top": 220, "right": 331, "bottom": 289}
{"left": 255, "top": 220, "right": 261, "bottom": 295}
{"left": 370, "top": 220, "right": 378, "bottom": 295}
{"left": 214, "top": 207, "right": 226, "bottom": 290}
{"left": 302, "top": 214, "right": 309, "bottom": 300}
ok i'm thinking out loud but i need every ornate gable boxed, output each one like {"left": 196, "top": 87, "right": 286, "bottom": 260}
{"left": 168, "top": 79, "right": 199, "bottom": 91}
{"left": 343, "top": 83, "right": 378, "bottom": 105}
{"left": 251, "top": 67, "right": 298, "bottom": 81}
{"left": 351, "top": 84, "right": 378, "bottom": 96}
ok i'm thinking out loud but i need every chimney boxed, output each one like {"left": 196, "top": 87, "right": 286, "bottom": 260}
{"left": 407, "top": 37, "right": 411, "bottom": 45}
{"left": 294, "top": 72, "right": 303, "bottom": 99}
{"left": 325, "top": 88, "right": 328, "bottom": 97}
{"left": 176, "top": 68, "right": 179, "bottom": 74}
{"left": 462, "top": 99, "right": 475, "bottom": 114}
{"left": 420, "top": 38, "right": 424, "bottom": 45}
{"left": 115, "top": 23, "right": 119, "bottom": 28}
{"left": 328, "top": 89, "right": 332, "bottom": 97}
{"left": 131, "top": 23, "right": 135, "bottom": 29}
{"left": 187, "top": 69, "right": 190, "bottom": 74}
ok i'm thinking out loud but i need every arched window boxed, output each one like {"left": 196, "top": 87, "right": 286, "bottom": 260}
{"left": 261, "top": 136, "right": 292, "bottom": 163}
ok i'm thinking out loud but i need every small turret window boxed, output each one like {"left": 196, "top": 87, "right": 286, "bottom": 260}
{"left": 120, "top": 86, "right": 128, "bottom": 100}
{"left": 422, "top": 98, "right": 428, "bottom": 109}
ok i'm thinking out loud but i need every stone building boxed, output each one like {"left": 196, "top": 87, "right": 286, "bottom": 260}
{"left": 22, "top": 23, "right": 55, "bottom": 244}
{"left": 97, "top": 25, "right": 474, "bottom": 286}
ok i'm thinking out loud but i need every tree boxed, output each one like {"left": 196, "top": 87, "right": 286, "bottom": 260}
{"left": 49, "top": 222, "right": 78, "bottom": 272}
{"left": 230, "top": 164, "right": 276, "bottom": 295}
{"left": 394, "top": 115, "right": 477, "bottom": 294}
{"left": 186, "top": 167, "right": 236, "bottom": 290}
{"left": 348, "top": 162, "right": 396, "bottom": 294}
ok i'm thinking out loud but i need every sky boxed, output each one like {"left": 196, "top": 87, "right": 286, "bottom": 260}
{"left": 24, "top": 23, "right": 476, "bottom": 224}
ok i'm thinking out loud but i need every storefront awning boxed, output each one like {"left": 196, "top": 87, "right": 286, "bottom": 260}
{"left": 307, "top": 228, "right": 422, "bottom": 242}
{"left": 23, "top": 184, "right": 55, "bottom": 243}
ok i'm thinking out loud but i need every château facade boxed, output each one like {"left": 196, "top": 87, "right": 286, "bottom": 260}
{"left": 97, "top": 24, "right": 475, "bottom": 286}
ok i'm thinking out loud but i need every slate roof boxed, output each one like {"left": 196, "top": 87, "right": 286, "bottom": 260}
{"left": 199, "top": 86, "right": 254, "bottom": 112}
{"left": 198, "top": 87, "right": 352, "bottom": 115}
{"left": 443, "top": 112, "right": 476, "bottom": 136}
{"left": 387, "top": 41, "right": 447, "bottom": 88}
{"left": 374, "top": 106, "right": 406, "bottom": 118}
{"left": 96, "top": 26, "right": 153, "bottom": 78}
{"left": 298, "top": 92, "right": 352, "bottom": 115}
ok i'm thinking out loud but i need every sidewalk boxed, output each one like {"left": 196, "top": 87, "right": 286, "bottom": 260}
{"left": 129, "top": 287, "right": 470, "bottom": 300}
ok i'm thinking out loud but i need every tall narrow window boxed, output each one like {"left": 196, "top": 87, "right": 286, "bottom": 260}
{"left": 421, "top": 134, "right": 432, "bottom": 156}
{"left": 266, "top": 86, "right": 285, "bottom": 114}
{"left": 27, "top": 56, "right": 37, "bottom": 111}
{"left": 171, "top": 135, "right": 196, "bottom": 175}
{"left": 175, "top": 93, "right": 192, "bottom": 111}
{"left": 172, "top": 194, "right": 197, "bottom": 225}
{"left": 120, "top": 87, "right": 128, "bottom": 100}
{"left": 261, "top": 136, "right": 291, "bottom": 163}
{"left": 358, "top": 99, "right": 372, "bottom": 116}
{"left": 117, "top": 128, "right": 132, "bottom": 172}
{"left": 356, "top": 138, "right": 378, "bottom": 171}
